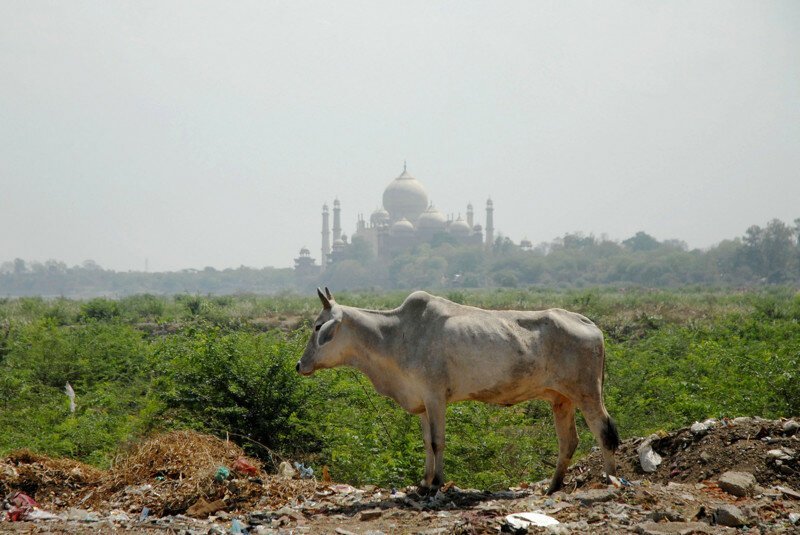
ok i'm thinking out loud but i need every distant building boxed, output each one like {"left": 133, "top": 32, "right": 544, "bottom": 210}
{"left": 293, "top": 246, "right": 320, "bottom": 276}
{"left": 297, "top": 164, "right": 496, "bottom": 270}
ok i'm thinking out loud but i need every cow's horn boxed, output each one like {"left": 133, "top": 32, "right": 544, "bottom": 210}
{"left": 317, "top": 287, "right": 331, "bottom": 309}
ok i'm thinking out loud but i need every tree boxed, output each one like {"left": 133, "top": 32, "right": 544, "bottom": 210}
{"left": 623, "top": 232, "right": 660, "bottom": 252}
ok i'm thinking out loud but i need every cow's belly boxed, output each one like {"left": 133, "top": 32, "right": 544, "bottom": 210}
{"left": 446, "top": 354, "right": 549, "bottom": 405}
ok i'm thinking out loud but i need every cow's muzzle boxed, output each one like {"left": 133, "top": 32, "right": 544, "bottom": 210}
{"left": 296, "top": 360, "right": 314, "bottom": 376}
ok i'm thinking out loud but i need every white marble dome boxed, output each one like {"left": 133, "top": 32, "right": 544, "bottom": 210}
{"left": 417, "top": 203, "right": 447, "bottom": 230}
{"left": 390, "top": 217, "right": 415, "bottom": 236}
{"left": 382, "top": 168, "right": 428, "bottom": 223}
{"left": 449, "top": 216, "right": 471, "bottom": 236}
{"left": 370, "top": 207, "right": 390, "bottom": 226}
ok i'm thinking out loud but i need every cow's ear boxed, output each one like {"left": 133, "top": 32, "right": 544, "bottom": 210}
{"left": 317, "top": 287, "right": 331, "bottom": 309}
{"left": 318, "top": 319, "right": 337, "bottom": 345}
{"left": 324, "top": 287, "right": 334, "bottom": 302}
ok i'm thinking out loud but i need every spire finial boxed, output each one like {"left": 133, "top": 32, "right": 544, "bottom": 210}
{"left": 403, "top": 160, "right": 407, "bottom": 172}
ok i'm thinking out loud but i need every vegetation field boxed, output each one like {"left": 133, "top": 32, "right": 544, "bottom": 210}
{"left": 0, "top": 288, "right": 798, "bottom": 490}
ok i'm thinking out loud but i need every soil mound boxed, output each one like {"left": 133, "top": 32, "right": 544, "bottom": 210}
{"left": 567, "top": 416, "right": 800, "bottom": 490}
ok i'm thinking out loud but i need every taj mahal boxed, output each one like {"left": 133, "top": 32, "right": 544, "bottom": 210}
{"left": 294, "top": 164, "right": 497, "bottom": 274}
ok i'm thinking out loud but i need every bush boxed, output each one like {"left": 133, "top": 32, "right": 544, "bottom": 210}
{"left": 150, "top": 324, "right": 318, "bottom": 465}
{"left": 80, "top": 298, "right": 120, "bottom": 322}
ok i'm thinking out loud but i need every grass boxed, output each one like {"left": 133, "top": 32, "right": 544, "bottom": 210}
{"left": 0, "top": 287, "right": 797, "bottom": 488}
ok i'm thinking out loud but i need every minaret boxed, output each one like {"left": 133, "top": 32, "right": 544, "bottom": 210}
{"left": 466, "top": 202, "right": 474, "bottom": 228}
{"left": 485, "top": 198, "right": 494, "bottom": 249}
{"left": 321, "top": 204, "right": 330, "bottom": 271}
{"left": 333, "top": 198, "right": 342, "bottom": 242}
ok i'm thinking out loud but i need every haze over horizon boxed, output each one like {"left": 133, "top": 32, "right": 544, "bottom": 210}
{"left": 2, "top": 1, "right": 798, "bottom": 272}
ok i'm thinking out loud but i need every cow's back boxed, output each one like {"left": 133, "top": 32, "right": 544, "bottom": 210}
{"left": 394, "top": 292, "right": 604, "bottom": 405}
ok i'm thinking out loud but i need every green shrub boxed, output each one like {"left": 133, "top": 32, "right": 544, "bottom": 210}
{"left": 80, "top": 298, "right": 120, "bottom": 322}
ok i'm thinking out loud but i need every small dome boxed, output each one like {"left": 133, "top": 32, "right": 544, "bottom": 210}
{"left": 299, "top": 247, "right": 310, "bottom": 255}
{"left": 333, "top": 238, "right": 345, "bottom": 247}
{"left": 382, "top": 167, "right": 428, "bottom": 222}
{"left": 370, "top": 207, "right": 390, "bottom": 226}
{"left": 390, "top": 217, "right": 415, "bottom": 236}
{"left": 472, "top": 224, "right": 483, "bottom": 232}
{"left": 486, "top": 198, "right": 493, "bottom": 207}
{"left": 417, "top": 203, "right": 447, "bottom": 230}
{"left": 520, "top": 238, "right": 533, "bottom": 249}
{"left": 334, "top": 198, "right": 340, "bottom": 207}
{"left": 467, "top": 202, "right": 473, "bottom": 210}
{"left": 449, "top": 216, "right": 471, "bottom": 236}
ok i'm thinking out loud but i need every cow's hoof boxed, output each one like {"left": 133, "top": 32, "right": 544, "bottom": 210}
{"left": 545, "top": 481, "right": 562, "bottom": 495}
{"left": 415, "top": 484, "right": 438, "bottom": 497}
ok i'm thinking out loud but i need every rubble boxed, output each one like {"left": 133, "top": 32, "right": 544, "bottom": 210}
{"left": 0, "top": 418, "right": 798, "bottom": 533}
{"left": 717, "top": 471, "right": 756, "bottom": 497}
{"left": 714, "top": 504, "right": 748, "bottom": 527}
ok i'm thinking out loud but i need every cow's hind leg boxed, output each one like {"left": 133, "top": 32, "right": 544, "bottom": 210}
{"left": 547, "top": 393, "right": 578, "bottom": 494}
{"left": 579, "top": 401, "right": 620, "bottom": 479}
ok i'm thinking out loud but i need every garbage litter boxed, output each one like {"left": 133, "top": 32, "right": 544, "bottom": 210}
{"left": 637, "top": 435, "right": 663, "bottom": 473}
{"left": 505, "top": 512, "right": 560, "bottom": 529}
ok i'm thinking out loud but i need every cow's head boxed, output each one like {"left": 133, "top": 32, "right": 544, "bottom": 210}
{"left": 296, "top": 287, "right": 345, "bottom": 376}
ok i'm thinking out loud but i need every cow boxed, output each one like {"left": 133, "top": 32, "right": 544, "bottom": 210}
{"left": 296, "top": 287, "right": 620, "bottom": 494}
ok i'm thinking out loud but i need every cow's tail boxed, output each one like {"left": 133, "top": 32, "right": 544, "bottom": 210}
{"left": 600, "top": 343, "right": 621, "bottom": 452}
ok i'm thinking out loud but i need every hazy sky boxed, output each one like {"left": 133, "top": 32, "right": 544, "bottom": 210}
{"left": 2, "top": 1, "right": 798, "bottom": 271}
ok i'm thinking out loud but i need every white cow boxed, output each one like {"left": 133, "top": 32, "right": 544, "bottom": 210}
{"left": 297, "top": 288, "right": 619, "bottom": 494}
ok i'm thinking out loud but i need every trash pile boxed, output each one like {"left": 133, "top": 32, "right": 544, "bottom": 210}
{"left": 0, "top": 419, "right": 798, "bottom": 533}
{"left": 566, "top": 416, "right": 800, "bottom": 492}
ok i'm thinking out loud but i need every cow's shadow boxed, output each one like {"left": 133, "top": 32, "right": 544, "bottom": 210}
{"left": 310, "top": 487, "right": 538, "bottom": 517}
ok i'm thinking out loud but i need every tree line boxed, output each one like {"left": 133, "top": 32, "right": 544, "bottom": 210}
{"left": 318, "top": 217, "right": 800, "bottom": 290}
{"left": 2, "top": 217, "right": 799, "bottom": 297}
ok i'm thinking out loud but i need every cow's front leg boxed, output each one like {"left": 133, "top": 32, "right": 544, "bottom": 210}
{"left": 418, "top": 398, "right": 446, "bottom": 493}
{"left": 418, "top": 411, "right": 436, "bottom": 492}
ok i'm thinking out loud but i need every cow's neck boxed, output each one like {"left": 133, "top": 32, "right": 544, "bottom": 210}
{"left": 341, "top": 306, "right": 407, "bottom": 397}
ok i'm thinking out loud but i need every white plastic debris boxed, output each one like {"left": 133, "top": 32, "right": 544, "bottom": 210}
{"left": 505, "top": 512, "right": 560, "bottom": 529}
{"left": 65, "top": 382, "right": 76, "bottom": 413}
{"left": 26, "top": 509, "right": 61, "bottom": 521}
{"left": 277, "top": 461, "right": 297, "bottom": 479}
{"left": 767, "top": 449, "right": 793, "bottom": 461}
{"left": 637, "top": 435, "right": 663, "bottom": 473}
{"left": 690, "top": 419, "right": 717, "bottom": 436}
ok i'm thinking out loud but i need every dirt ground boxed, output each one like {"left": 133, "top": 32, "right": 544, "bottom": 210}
{"left": 1, "top": 418, "right": 798, "bottom": 534}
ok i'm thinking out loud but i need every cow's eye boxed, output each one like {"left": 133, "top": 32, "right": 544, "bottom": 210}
{"left": 315, "top": 324, "right": 321, "bottom": 331}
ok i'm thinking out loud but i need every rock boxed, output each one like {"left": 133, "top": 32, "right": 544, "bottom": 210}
{"left": 572, "top": 488, "right": 618, "bottom": 505}
{"left": 690, "top": 421, "right": 711, "bottom": 436}
{"left": 715, "top": 504, "right": 747, "bottom": 527}
{"left": 648, "top": 509, "right": 685, "bottom": 522}
{"left": 277, "top": 460, "right": 297, "bottom": 479}
{"left": 732, "top": 417, "right": 753, "bottom": 425}
{"left": 783, "top": 420, "right": 800, "bottom": 435}
{"left": 106, "top": 511, "right": 131, "bottom": 523}
{"left": 777, "top": 485, "right": 800, "bottom": 500}
{"left": 699, "top": 451, "right": 712, "bottom": 463}
{"left": 717, "top": 471, "right": 756, "bottom": 497}
{"left": 359, "top": 508, "right": 383, "bottom": 521}
{"left": 635, "top": 521, "right": 714, "bottom": 534}
{"left": 788, "top": 512, "right": 800, "bottom": 525}
{"left": 334, "top": 529, "right": 358, "bottom": 535}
